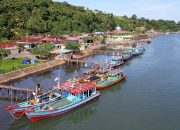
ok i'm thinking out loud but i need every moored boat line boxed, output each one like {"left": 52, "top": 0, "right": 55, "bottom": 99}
{"left": 4, "top": 44, "right": 146, "bottom": 122}
{"left": 122, "top": 51, "right": 133, "bottom": 61}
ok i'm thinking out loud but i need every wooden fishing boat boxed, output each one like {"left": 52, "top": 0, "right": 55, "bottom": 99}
{"left": 25, "top": 82, "right": 100, "bottom": 122}
{"left": 109, "top": 56, "right": 124, "bottom": 68}
{"left": 4, "top": 87, "right": 64, "bottom": 116}
{"left": 122, "top": 52, "right": 132, "bottom": 61}
{"left": 94, "top": 69, "right": 126, "bottom": 90}
{"left": 129, "top": 46, "right": 145, "bottom": 56}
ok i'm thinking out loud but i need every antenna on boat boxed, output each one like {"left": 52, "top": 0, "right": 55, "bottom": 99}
{"left": 56, "top": 64, "right": 61, "bottom": 88}
{"left": 105, "top": 56, "right": 108, "bottom": 64}
{"left": 54, "top": 77, "right": 60, "bottom": 88}
{"left": 71, "top": 69, "right": 77, "bottom": 88}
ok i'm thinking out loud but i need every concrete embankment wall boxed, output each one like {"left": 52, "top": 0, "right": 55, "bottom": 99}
{"left": 0, "top": 60, "right": 65, "bottom": 84}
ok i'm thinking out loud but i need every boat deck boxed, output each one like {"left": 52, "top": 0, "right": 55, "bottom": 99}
{"left": 48, "top": 98, "right": 72, "bottom": 109}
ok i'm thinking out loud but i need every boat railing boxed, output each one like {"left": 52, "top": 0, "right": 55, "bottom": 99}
{"left": 108, "top": 69, "right": 124, "bottom": 76}
{"left": 36, "top": 87, "right": 59, "bottom": 99}
{"left": 30, "top": 93, "right": 63, "bottom": 110}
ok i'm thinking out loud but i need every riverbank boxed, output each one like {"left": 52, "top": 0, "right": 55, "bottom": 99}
{"left": 0, "top": 44, "right": 105, "bottom": 84}
{"left": 0, "top": 59, "right": 65, "bottom": 84}
{"left": 73, "top": 44, "right": 105, "bottom": 59}
{"left": 0, "top": 58, "right": 45, "bottom": 74}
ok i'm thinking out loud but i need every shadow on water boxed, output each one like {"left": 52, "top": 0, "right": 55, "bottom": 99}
{"left": 63, "top": 63, "right": 82, "bottom": 74}
{"left": 100, "top": 79, "right": 127, "bottom": 95}
{"left": 8, "top": 98, "right": 100, "bottom": 130}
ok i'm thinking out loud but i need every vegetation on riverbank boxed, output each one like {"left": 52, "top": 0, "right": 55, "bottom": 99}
{"left": 0, "top": 0, "right": 180, "bottom": 42}
{"left": 65, "top": 42, "right": 81, "bottom": 51}
{"left": 0, "top": 49, "right": 11, "bottom": 59}
{"left": 31, "top": 42, "right": 54, "bottom": 57}
{"left": 0, "top": 58, "right": 44, "bottom": 74}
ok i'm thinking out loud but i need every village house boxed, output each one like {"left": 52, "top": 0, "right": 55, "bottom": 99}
{"left": 0, "top": 33, "right": 103, "bottom": 59}
{"left": 0, "top": 40, "right": 19, "bottom": 54}
{"left": 16, "top": 34, "right": 65, "bottom": 51}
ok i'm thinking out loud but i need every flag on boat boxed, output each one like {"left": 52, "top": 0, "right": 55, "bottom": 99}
{"left": 54, "top": 77, "right": 60, "bottom": 81}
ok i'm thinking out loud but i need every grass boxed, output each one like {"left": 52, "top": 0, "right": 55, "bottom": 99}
{"left": 0, "top": 58, "right": 44, "bottom": 74}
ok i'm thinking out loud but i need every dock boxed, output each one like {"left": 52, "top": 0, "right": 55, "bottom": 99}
{"left": 0, "top": 85, "right": 33, "bottom": 93}
{"left": 64, "top": 59, "right": 102, "bottom": 65}
{"left": 0, "top": 85, "right": 33, "bottom": 100}
{"left": 93, "top": 49, "right": 123, "bottom": 56}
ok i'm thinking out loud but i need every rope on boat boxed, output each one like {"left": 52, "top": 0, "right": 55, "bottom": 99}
{"left": 8, "top": 110, "right": 25, "bottom": 120}
{"left": 9, "top": 86, "right": 32, "bottom": 120}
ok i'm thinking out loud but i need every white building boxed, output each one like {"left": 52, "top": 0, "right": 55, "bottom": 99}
{"left": 106, "top": 26, "right": 134, "bottom": 44}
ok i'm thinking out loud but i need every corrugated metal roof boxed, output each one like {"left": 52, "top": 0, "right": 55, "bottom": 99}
{"left": 60, "top": 81, "right": 96, "bottom": 94}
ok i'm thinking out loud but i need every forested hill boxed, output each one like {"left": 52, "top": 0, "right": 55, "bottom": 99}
{"left": 0, "top": 0, "right": 180, "bottom": 42}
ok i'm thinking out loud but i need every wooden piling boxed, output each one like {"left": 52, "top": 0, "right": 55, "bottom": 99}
{"left": 0, "top": 85, "right": 33, "bottom": 100}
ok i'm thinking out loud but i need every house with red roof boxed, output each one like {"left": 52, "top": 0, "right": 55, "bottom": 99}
{"left": 15, "top": 34, "right": 66, "bottom": 50}
{"left": 0, "top": 40, "right": 19, "bottom": 54}
{"left": 0, "top": 34, "right": 67, "bottom": 55}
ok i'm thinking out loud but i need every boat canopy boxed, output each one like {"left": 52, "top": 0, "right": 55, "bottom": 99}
{"left": 60, "top": 82, "right": 96, "bottom": 95}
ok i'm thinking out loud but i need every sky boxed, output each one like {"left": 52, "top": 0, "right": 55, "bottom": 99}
{"left": 54, "top": 0, "right": 180, "bottom": 22}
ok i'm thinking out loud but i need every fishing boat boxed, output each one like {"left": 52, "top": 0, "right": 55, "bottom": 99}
{"left": 129, "top": 46, "right": 145, "bottom": 56}
{"left": 94, "top": 68, "right": 126, "bottom": 90}
{"left": 4, "top": 86, "right": 65, "bottom": 117}
{"left": 96, "top": 62, "right": 110, "bottom": 74}
{"left": 122, "top": 51, "right": 132, "bottom": 61}
{"left": 109, "top": 56, "right": 124, "bottom": 68}
{"left": 25, "top": 82, "right": 100, "bottom": 122}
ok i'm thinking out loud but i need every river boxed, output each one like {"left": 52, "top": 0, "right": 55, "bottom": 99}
{"left": 0, "top": 34, "right": 180, "bottom": 130}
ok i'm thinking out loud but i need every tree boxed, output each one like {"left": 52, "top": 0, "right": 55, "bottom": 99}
{"left": 83, "top": 37, "right": 95, "bottom": 43}
{"left": 0, "top": 0, "right": 180, "bottom": 42}
{"left": 131, "top": 14, "right": 137, "bottom": 20}
{"left": 0, "top": 48, "right": 11, "bottom": 59}
{"left": 65, "top": 42, "right": 80, "bottom": 51}
{"left": 25, "top": 8, "right": 47, "bottom": 33}
{"left": 31, "top": 43, "right": 53, "bottom": 57}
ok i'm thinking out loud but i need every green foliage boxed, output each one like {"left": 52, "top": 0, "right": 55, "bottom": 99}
{"left": 17, "top": 43, "right": 25, "bottom": 50}
{"left": 31, "top": 42, "right": 53, "bottom": 57}
{"left": 65, "top": 42, "right": 80, "bottom": 51}
{"left": 95, "top": 35, "right": 105, "bottom": 43}
{"left": 0, "top": 48, "right": 11, "bottom": 59}
{"left": 0, "top": 0, "right": 180, "bottom": 42}
{"left": 0, "top": 58, "right": 44, "bottom": 74}
{"left": 83, "top": 37, "right": 95, "bottom": 43}
{"left": 114, "top": 15, "right": 180, "bottom": 32}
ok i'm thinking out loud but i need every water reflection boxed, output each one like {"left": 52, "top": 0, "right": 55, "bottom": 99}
{"left": 8, "top": 99, "right": 99, "bottom": 130}
{"left": 5, "top": 64, "right": 86, "bottom": 89}
{"left": 101, "top": 80, "right": 126, "bottom": 95}
{"left": 63, "top": 63, "right": 82, "bottom": 74}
